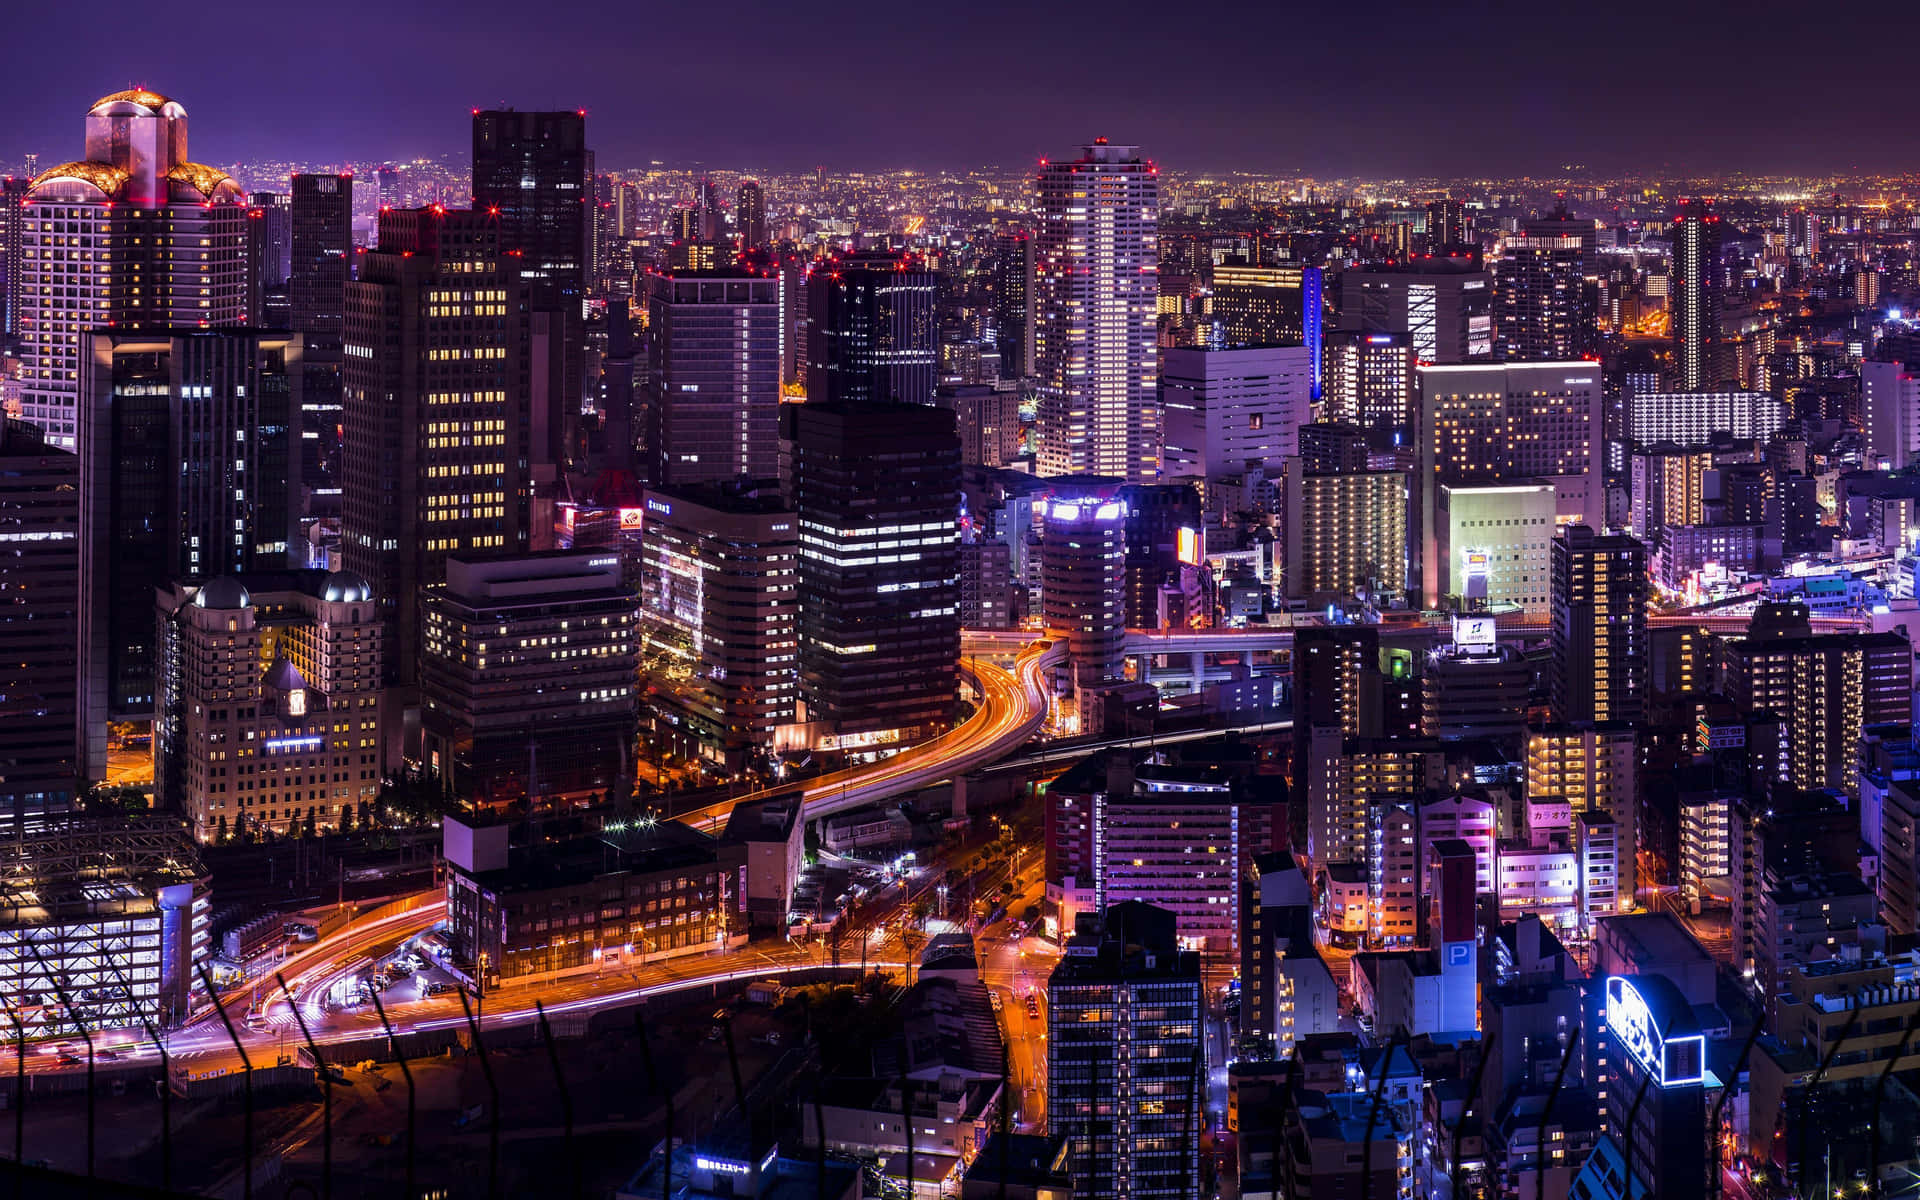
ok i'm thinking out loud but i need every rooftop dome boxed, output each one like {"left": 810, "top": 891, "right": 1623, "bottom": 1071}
{"left": 27, "top": 160, "right": 129, "bottom": 199}
{"left": 194, "top": 577, "right": 250, "bottom": 610}
{"left": 166, "top": 161, "right": 242, "bottom": 201}
{"left": 89, "top": 89, "right": 183, "bottom": 117}
{"left": 320, "top": 570, "right": 372, "bottom": 604}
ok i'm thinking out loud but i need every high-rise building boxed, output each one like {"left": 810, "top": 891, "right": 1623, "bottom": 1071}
{"left": 1596, "top": 974, "right": 1707, "bottom": 1197}
{"left": 1336, "top": 258, "right": 1493, "bottom": 365}
{"left": 1671, "top": 199, "right": 1722, "bottom": 392}
{"left": 342, "top": 206, "right": 529, "bottom": 687}
{"left": 472, "top": 110, "right": 588, "bottom": 429}
{"left": 1863, "top": 358, "right": 1920, "bottom": 470}
{"left": 936, "top": 383, "right": 1023, "bottom": 469}
{"left": 1321, "top": 329, "right": 1416, "bottom": 440}
{"left": 1628, "top": 444, "right": 1711, "bottom": 545}
{"left": 991, "top": 232, "right": 1034, "bottom": 379}
{"left": 1117, "top": 482, "right": 1202, "bottom": 630}
{"left": 77, "top": 328, "right": 304, "bottom": 765}
{"left": 1033, "top": 140, "right": 1159, "bottom": 482}
{"left": 289, "top": 173, "right": 354, "bottom": 493}
{"left": 1418, "top": 362, "right": 1604, "bottom": 606}
{"left": 20, "top": 89, "right": 249, "bottom": 448}
{"left": 1622, "top": 375, "right": 1781, "bottom": 448}
{"left": 1283, "top": 460, "right": 1408, "bottom": 605}
{"left": 694, "top": 178, "right": 725, "bottom": 244}
{"left": 1042, "top": 482, "right": 1129, "bottom": 733}
{"left": 1550, "top": 525, "right": 1648, "bottom": 725}
{"left": 1436, "top": 482, "right": 1557, "bottom": 614}
{"left": 1493, "top": 234, "right": 1594, "bottom": 361}
{"left": 1426, "top": 198, "right": 1471, "bottom": 250}
{"left": 636, "top": 483, "right": 798, "bottom": 772}
{"left": 735, "top": 180, "right": 767, "bottom": 251}
{"left": 155, "top": 571, "right": 387, "bottom": 841}
{"left": 245, "top": 191, "right": 292, "bottom": 324}
{"left": 1048, "top": 902, "right": 1203, "bottom": 1200}
{"left": 0, "top": 176, "right": 26, "bottom": 337}
{"left": 0, "top": 418, "right": 79, "bottom": 819}
{"left": 420, "top": 552, "right": 637, "bottom": 813}
{"left": 805, "top": 253, "right": 939, "bottom": 406}
{"left": 1526, "top": 723, "right": 1638, "bottom": 911}
{"left": 1721, "top": 610, "right": 1911, "bottom": 793}
{"left": 644, "top": 269, "right": 781, "bottom": 487}
{"left": 789, "top": 401, "right": 960, "bottom": 751}
{"left": 1161, "top": 345, "right": 1313, "bottom": 480}
{"left": 1209, "top": 262, "right": 1324, "bottom": 394}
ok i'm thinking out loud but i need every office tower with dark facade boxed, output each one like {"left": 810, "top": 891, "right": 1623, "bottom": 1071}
{"left": 1209, "top": 261, "right": 1324, "bottom": 396}
{"left": 991, "top": 232, "right": 1034, "bottom": 378}
{"left": 1672, "top": 199, "right": 1722, "bottom": 392}
{"left": 342, "top": 207, "right": 528, "bottom": 687}
{"left": 789, "top": 401, "right": 960, "bottom": 750}
{"left": 420, "top": 552, "right": 637, "bottom": 813}
{"left": 1321, "top": 329, "right": 1415, "bottom": 439}
{"left": 1034, "top": 140, "right": 1159, "bottom": 482}
{"left": 645, "top": 269, "right": 781, "bottom": 487}
{"left": 1549, "top": 525, "right": 1647, "bottom": 725}
{"left": 245, "top": 191, "right": 291, "bottom": 324}
{"left": 805, "top": 254, "right": 939, "bottom": 406}
{"left": 289, "top": 173, "right": 354, "bottom": 492}
{"left": 77, "top": 329, "right": 303, "bottom": 774}
{"left": 1336, "top": 258, "right": 1493, "bottom": 365}
{"left": 0, "top": 419, "right": 79, "bottom": 819}
{"left": 735, "top": 180, "right": 767, "bottom": 251}
{"left": 1494, "top": 233, "right": 1594, "bottom": 361}
{"left": 1118, "top": 482, "right": 1201, "bottom": 629}
{"left": 1047, "top": 902, "right": 1203, "bottom": 1200}
{"left": 472, "top": 110, "right": 588, "bottom": 434}
{"left": 19, "top": 90, "right": 250, "bottom": 449}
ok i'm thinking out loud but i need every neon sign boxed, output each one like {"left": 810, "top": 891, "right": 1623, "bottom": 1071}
{"left": 1605, "top": 975, "right": 1704, "bottom": 1087}
{"left": 695, "top": 1156, "right": 749, "bottom": 1176}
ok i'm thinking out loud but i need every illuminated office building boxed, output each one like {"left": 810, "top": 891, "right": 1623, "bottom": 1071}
{"left": 342, "top": 206, "right": 529, "bottom": 686}
{"left": 1595, "top": 974, "right": 1706, "bottom": 1197}
{"left": 1418, "top": 362, "right": 1603, "bottom": 606}
{"left": 1671, "top": 199, "right": 1722, "bottom": 392}
{"left": 0, "top": 419, "right": 79, "bottom": 819}
{"left": 289, "top": 173, "right": 353, "bottom": 491}
{"left": 1336, "top": 258, "right": 1492, "bottom": 365}
{"left": 154, "top": 571, "right": 387, "bottom": 842}
{"left": 1041, "top": 481, "right": 1129, "bottom": 731}
{"left": 636, "top": 483, "right": 798, "bottom": 771}
{"left": 1283, "top": 461, "right": 1407, "bottom": 605}
{"left": 77, "top": 328, "right": 303, "bottom": 766}
{"left": 1033, "top": 140, "right": 1159, "bottom": 482}
{"left": 1550, "top": 525, "right": 1647, "bottom": 725}
{"left": 19, "top": 89, "right": 249, "bottom": 448}
{"left": 806, "top": 253, "right": 938, "bottom": 406}
{"left": 789, "top": 401, "right": 960, "bottom": 754}
{"left": 991, "top": 232, "right": 1034, "bottom": 378}
{"left": 419, "top": 552, "right": 637, "bottom": 813}
{"left": 1436, "top": 482, "right": 1556, "bottom": 614}
{"left": 645, "top": 269, "right": 781, "bottom": 487}
{"left": 1322, "top": 329, "right": 1415, "bottom": 439}
{"left": 735, "top": 179, "right": 767, "bottom": 251}
{"left": 1493, "top": 233, "right": 1594, "bottom": 361}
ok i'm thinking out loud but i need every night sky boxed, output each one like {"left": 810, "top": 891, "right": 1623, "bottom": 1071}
{"left": 4, "top": 0, "right": 1915, "bottom": 176}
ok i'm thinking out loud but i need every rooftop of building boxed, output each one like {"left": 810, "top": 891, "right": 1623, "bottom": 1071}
{"left": 0, "top": 817, "right": 205, "bottom": 929}
{"left": 871, "top": 975, "right": 1003, "bottom": 1080}
{"left": 1052, "top": 902, "right": 1199, "bottom": 985}
{"left": 962, "top": 1134, "right": 1070, "bottom": 1192}
{"left": 1595, "top": 911, "right": 1712, "bottom": 969}
{"left": 453, "top": 819, "right": 718, "bottom": 896}
{"left": 720, "top": 797, "right": 803, "bottom": 845}
{"left": 644, "top": 479, "right": 791, "bottom": 516}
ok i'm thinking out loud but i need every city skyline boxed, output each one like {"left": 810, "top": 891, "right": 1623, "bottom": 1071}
{"left": 5, "top": 0, "right": 1920, "bottom": 175}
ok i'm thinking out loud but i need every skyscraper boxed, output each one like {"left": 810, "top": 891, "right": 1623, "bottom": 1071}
{"left": 0, "top": 418, "right": 79, "bottom": 820}
{"left": 1321, "top": 329, "right": 1416, "bottom": 439}
{"left": 1048, "top": 902, "right": 1203, "bottom": 1200}
{"left": 1160, "top": 345, "right": 1314, "bottom": 479}
{"left": 644, "top": 268, "right": 781, "bottom": 488}
{"left": 472, "top": 110, "right": 588, "bottom": 425}
{"left": 1033, "top": 140, "right": 1159, "bottom": 483}
{"left": 0, "top": 176, "right": 26, "bottom": 337}
{"left": 289, "top": 173, "right": 354, "bottom": 492}
{"left": 805, "top": 253, "right": 939, "bottom": 406}
{"left": 1549, "top": 525, "right": 1648, "bottom": 726}
{"left": 1493, "top": 234, "right": 1594, "bottom": 361}
{"left": 77, "top": 328, "right": 304, "bottom": 767}
{"left": 789, "top": 401, "right": 960, "bottom": 751}
{"left": 19, "top": 89, "right": 250, "bottom": 448}
{"left": 1671, "top": 199, "right": 1722, "bottom": 391}
{"left": 342, "top": 207, "right": 528, "bottom": 687}
{"left": 1041, "top": 481, "right": 1129, "bottom": 734}
{"left": 1336, "top": 258, "right": 1492, "bottom": 365}
{"left": 991, "top": 232, "right": 1034, "bottom": 379}
{"left": 735, "top": 180, "right": 767, "bottom": 251}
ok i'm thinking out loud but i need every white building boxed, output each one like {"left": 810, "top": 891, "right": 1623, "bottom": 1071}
{"left": 1623, "top": 375, "right": 1785, "bottom": 448}
{"left": 1033, "top": 141, "right": 1159, "bottom": 483}
{"left": 1162, "top": 345, "right": 1313, "bottom": 479}
{"left": 1437, "top": 483, "right": 1558, "bottom": 614}
{"left": 1864, "top": 360, "right": 1920, "bottom": 470}
{"left": 1680, "top": 792, "right": 1731, "bottom": 909}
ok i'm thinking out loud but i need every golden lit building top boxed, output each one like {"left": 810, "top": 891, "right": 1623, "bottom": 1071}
{"left": 166, "top": 161, "right": 243, "bottom": 201}
{"left": 27, "top": 159, "right": 129, "bottom": 198}
{"left": 90, "top": 89, "right": 182, "bottom": 115}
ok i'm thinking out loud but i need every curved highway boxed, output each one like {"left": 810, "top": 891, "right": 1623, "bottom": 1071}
{"left": 678, "top": 636, "right": 1065, "bottom": 831}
